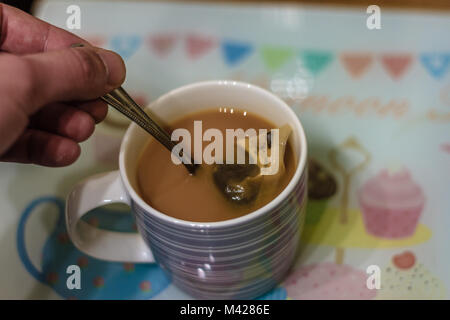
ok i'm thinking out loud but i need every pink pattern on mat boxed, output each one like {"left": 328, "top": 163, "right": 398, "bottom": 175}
{"left": 358, "top": 168, "right": 425, "bottom": 239}
{"left": 185, "top": 34, "right": 216, "bottom": 59}
{"left": 284, "top": 263, "right": 376, "bottom": 300}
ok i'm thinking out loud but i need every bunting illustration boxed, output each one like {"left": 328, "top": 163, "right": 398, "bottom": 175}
{"left": 420, "top": 53, "right": 450, "bottom": 79}
{"left": 380, "top": 53, "right": 413, "bottom": 80}
{"left": 340, "top": 53, "right": 373, "bottom": 78}
{"left": 185, "top": 34, "right": 216, "bottom": 60}
{"left": 261, "top": 46, "right": 295, "bottom": 72}
{"left": 110, "top": 35, "right": 142, "bottom": 60}
{"left": 85, "top": 33, "right": 449, "bottom": 82}
{"left": 300, "top": 50, "right": 333, "bottom": 75}
{"left": 221, "top": 40, "right": 253, "bottom": 66}
{"left": 148, "top": 33, "right": 177, "bottom": 58}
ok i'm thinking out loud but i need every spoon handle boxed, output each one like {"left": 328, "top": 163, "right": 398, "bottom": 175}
{"left": 101, "top": 87, "right": 196, "bottom": 174}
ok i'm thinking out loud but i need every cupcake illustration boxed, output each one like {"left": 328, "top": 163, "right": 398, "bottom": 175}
{"left": 283, "top": 263, "right": 376, "bottom": 300}
{"left": 358, "top": 167, "right": 425, "bottom": 239}
{"left": 377, "top": 251, "right": 446, "bottom": 299}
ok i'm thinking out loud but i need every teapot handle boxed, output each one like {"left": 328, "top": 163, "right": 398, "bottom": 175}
{"left": 17, "top": 197, "right": 64, "bottom": 283}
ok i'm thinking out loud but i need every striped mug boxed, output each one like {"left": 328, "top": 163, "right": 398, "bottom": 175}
{"left": 66, "top": 80, "right": 308, "bottom": 299}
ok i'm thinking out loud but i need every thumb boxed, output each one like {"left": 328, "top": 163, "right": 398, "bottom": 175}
{"left": 0, "top": 45, "right": 126, "bottom": 116}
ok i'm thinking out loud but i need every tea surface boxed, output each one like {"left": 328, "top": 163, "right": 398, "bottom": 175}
{"left": 136, "top": 108, "right": 296, "bottom": 222}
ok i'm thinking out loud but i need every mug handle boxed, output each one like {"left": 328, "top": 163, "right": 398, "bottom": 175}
{"left": 65, "top": 171, "right": 155, "bottom": 263}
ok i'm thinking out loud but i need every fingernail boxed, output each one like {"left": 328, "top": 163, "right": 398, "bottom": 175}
{"left": 70, "top": 43, "right": 86, "bottom": 48}
{"left": 95, "top": 48, "right": 126, "bottom": 87}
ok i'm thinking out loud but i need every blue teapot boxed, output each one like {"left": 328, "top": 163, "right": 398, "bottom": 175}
{"left": 17, "top": 196, "right": 170, "bottom": 300}
{"left": 17, "top": 196, "right": 286, "bottom": 300}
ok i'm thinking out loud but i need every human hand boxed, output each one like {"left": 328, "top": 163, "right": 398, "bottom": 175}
{"left": 0, "top": 4, "right": 126, "bottom": 166}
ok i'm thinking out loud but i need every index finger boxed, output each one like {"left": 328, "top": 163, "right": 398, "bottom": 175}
{"left": 0, "top": 3, "right": 88, "bottom": 54}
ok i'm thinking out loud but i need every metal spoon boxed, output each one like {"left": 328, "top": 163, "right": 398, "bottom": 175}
{"left": 70, "top": 43, "right": 195, "bottom": 174}
{"left": 101, "top": 87, "right": 196, "bottom": 174}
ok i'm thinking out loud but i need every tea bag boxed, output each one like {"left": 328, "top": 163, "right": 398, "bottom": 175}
{"left": 212, "top": 163, "right": 262, "bottom": 204}
{"left": 212, "top": 124, "right": 292, "bottom": 205}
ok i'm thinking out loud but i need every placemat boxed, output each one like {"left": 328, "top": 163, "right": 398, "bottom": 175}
{"left": 1, "top": 0, "right": 449, "bottom": 299}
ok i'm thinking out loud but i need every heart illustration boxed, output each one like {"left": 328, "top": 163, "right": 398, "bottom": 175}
{"left": 393, "top": 251, "right": 416, "bottom": 269}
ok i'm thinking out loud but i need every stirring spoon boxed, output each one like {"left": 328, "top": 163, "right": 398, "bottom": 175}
{"left": 101, "top": 88, "right": 197, "bottom": 174}
{"left": 70, "top": 43, "right": 195, "bottom": 174}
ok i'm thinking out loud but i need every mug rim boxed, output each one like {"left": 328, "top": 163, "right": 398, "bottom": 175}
{"left": 119, "top": 80, "right": 308, "bottom": 228}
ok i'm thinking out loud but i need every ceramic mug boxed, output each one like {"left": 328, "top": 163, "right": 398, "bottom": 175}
{"left": 66, "top": 80, "right": 308, "bottom": 299}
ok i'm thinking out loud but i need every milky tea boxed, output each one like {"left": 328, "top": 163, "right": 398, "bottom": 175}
{"left": 136, "top": 108, "right": 296, "bottom": 222}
